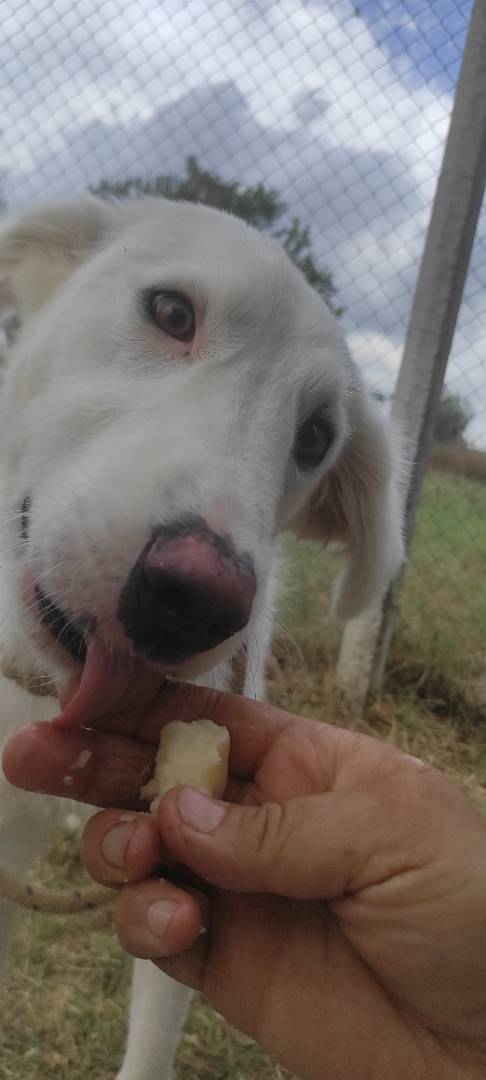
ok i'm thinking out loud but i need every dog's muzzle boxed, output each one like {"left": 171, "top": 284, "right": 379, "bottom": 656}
{"left": 35, "top": 585, "right": 94, "bottom": 663}
{"left": 24, "top": 496, "right": 255, "bottom": 666}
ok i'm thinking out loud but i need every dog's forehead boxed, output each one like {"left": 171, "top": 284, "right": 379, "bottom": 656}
{"left": 110, "top": 200, "right": 316, "bottom": 322}
{"left": 117, "top": 199, "right": 287, "bottom": 269}
{"left": 28, "top": 198, "right": 346, "bottom": 398}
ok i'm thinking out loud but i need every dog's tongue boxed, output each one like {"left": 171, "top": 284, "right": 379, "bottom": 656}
{"left": 56, "top": 639, "right": 164, "bottom": 728}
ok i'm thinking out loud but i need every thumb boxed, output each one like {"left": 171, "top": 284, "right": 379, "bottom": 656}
{"left": 158, "top": 784, "right": 391, "bottom": 900}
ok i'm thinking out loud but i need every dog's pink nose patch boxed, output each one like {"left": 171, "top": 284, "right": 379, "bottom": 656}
{"left": 144, "top": 533, "right": 256, "bottom": 623}
{"left": 117, "top": 523, "right": 256, "bottom": 663}
{"left": 57, "top": 526, "right": 257, "bottom": 729}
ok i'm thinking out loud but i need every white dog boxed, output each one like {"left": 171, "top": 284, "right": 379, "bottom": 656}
{"left": 0, "top": 195, "right": 403, "bottom": 1079}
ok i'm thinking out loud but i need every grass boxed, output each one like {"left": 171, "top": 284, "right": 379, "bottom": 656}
{"left": 397, "top": 469, "right": 486, "bottom": 696}
{"left": 278, "top": 468, "right": 486, "bottom": 697}
{"left": 1, "top": 467, "right": 486, "bottom": 1078}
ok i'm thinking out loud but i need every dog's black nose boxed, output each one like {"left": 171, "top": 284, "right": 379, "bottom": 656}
{"left": 118, "top": 522, "right": 256, "bottom": 662}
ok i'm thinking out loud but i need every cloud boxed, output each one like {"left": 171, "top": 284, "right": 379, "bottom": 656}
{"left": 292, "top": 88, "right": 329, "bottom": 124}
{"left": 356, "top": 0, "right": 471, "bottom": 95}
{"left": 1, "top": 0, "right": 484, "bottom": 445}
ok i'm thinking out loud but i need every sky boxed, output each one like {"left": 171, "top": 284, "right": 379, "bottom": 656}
{"left": 1, "top": 0, "right": 485, "bottom": 446}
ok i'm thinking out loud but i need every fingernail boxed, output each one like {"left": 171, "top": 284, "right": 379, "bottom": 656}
{"left": 404, "top": 754, "right": 426, "bottom": 769}
{"left": 146, "top": 899, "right": 178, "bottom": 940}
{"left": 178, "top": 787, "right": 227, "bottom": 833}
{"left": 102, "top": 820, "right": 136, "bottom": 869}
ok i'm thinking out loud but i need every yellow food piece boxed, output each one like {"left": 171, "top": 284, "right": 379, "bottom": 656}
{"left": 141, "top": 719, "right": 230, "bottom": 811}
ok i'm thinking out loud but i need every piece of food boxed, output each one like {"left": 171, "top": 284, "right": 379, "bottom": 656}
{"left": 141, "top": 719, "right": 230, "bottom": 812}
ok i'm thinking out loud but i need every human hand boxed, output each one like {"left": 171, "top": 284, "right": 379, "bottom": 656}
{"left": 4, "top": 682, "right": 486, "bottom": 1080}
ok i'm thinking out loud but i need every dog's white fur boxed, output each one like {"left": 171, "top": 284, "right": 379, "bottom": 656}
{"left": 0, "top": 196, "right": 403, "bottom": 1078}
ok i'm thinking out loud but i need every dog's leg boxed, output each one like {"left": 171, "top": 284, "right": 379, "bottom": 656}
{"left": 0, "top": 675, "right": 60, "bottom": 989}
{"left": 243, "top": 562, "right": 278, "bottom": 701}
{"left": 0, "top": 793, "right": 62, "bottom": 986}
{"left": 117, "top": 960, "right": 192, "bottom": 1080}
{"left": 0, "top": 813, "right": 41, "bottom": 979}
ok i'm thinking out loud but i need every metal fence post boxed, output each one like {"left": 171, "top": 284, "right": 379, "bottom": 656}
{"left": 336, "top": 0, "right": 486, "bottom": 709}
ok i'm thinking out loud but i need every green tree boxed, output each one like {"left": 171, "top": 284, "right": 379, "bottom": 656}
{"left": 434, "top": 389, "right": 473, "bottom": 443}
{"left": 371, "top": 386, "right": 474, "bottom": 444}
{"left": 91, "top": 157, "right": 342, "bottom": 316}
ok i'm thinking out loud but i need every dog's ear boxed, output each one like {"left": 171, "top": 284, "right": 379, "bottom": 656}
{"left": 294, "top": 392, "right": 405, "bottom": 619}
{"left": 0, "top": 197, "right": 117, "bottom": 318}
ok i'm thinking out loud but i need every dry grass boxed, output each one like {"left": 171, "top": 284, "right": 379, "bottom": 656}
{"left": 1, "top": 468, "right": 486, "bottom": 1078}
{"left": 1, "top": 837, "right": 296, "bottom": 1080}
{"left": 430, "top": 440, "right": 486, "bottom": 486}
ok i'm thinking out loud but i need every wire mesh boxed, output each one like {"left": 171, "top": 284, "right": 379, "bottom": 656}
{"left": 1, "top": 0, "right": 484, "bottom": 681}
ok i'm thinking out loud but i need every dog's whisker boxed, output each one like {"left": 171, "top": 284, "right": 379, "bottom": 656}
{"left": 264, "top": 611, "right": 307, "bottom": 674}
{"left": 0, "top": 512, "right": 27, "bottom": 527}
{"left": 38, "top": 489, "right": 68, "bottom": 511}
{"left": 31, "top": 562, "right": 69, "bottom": 582}
{"left": 3, "top": 544, "right": 29, "bottom": 559}
{"left": 247, "top": 638, "right": 260, "bottom": 698}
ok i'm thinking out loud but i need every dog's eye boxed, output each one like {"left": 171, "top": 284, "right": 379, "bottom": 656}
{"left": 294, "top": 412, "right": 334, "bottom": 470}
{"left": 148, "top": 291, "right": 195, "bottom": 342}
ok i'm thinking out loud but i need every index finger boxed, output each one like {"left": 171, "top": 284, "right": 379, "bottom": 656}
{"left": 2, "top": 687, "right": 296, "bottom": 809}
{"left": 64, "top": 679, "right": 293, "bottom": 780}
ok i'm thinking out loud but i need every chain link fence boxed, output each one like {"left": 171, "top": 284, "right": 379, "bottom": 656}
{"left": 1, "top": 0, "right": 485, "bottom": 689}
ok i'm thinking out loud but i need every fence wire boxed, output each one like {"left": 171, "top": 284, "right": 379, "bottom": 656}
{"left": 1, "top": 0, "right": 485, "bottom": 683}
